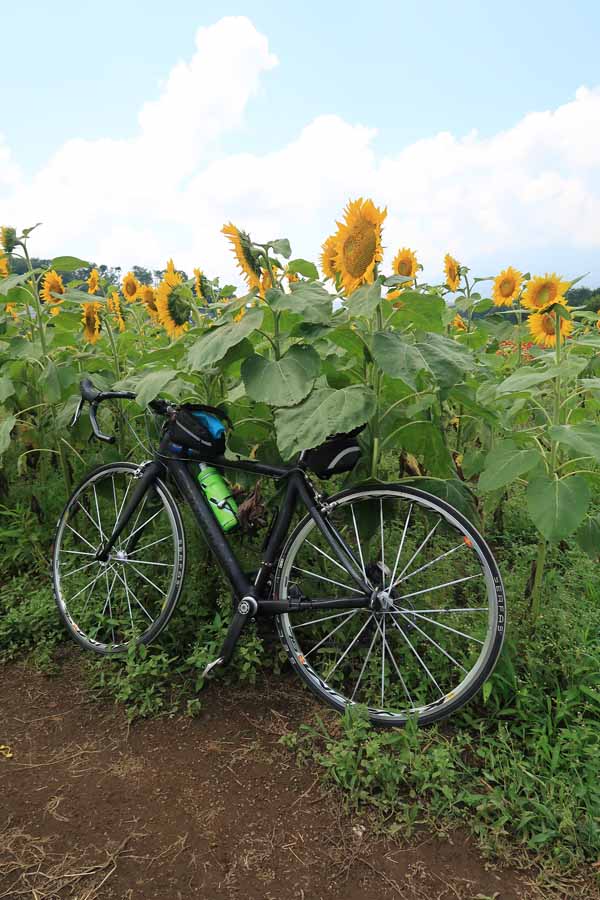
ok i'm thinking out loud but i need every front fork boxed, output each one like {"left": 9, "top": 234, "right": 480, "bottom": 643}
{"left": 95, "top": 461, "right": 162, "bottom": 562}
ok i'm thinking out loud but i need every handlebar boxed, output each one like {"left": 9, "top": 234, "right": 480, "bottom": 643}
{"left": 71, "top": 378, "right": 170, "bottom": 444}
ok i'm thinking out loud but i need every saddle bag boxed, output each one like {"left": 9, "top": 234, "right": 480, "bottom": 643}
{"left": 300, "top": 426, "right": 363, "bottom": 478}
{"left": 167, "top": 404, "right": 231, "bottom": 458}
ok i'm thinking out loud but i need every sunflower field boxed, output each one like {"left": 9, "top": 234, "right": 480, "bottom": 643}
{"left": 1, "top": 202, "right": 599, "bottom": 615}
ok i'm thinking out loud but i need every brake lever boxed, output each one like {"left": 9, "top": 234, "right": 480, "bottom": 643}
{"left": 89, "top": 402, "right": 116, "bottom": 444}
{"left": 70, "top": 396, "right": 85, "bottom": 428}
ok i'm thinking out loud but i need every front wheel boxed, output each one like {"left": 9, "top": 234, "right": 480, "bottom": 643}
{"left": 275, "top": 484, "right": 505, "bottom": 727}
{"left": 52, "top": 462, "right": 186, "bottom": 655}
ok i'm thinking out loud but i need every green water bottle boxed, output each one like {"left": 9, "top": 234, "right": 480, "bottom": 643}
{"left": 197, "top": 464, "right": 239, "bottom": 532}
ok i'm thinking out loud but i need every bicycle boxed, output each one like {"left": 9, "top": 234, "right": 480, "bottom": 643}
{"left": 52, "top": 378, "right": 506, "bottom": 727}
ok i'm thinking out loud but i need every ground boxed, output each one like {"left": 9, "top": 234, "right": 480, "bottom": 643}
{"left": 0, "top": 654, "right": 568, "bottom": 900}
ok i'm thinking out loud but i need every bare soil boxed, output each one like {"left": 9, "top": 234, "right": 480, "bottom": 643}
{"left": 0, "top": 654, "right": 576, "bottom": 899}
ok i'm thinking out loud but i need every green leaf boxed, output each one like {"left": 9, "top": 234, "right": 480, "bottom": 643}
{"left": 575, "top": 515, "right": 600, "bottom": 559}
{"left": 478, "top": 441, "right": 543, "bottom": 492}
{"left": 0, "top": 414, "right": 16, "bottom": 456}
{"left": 241, "top": 345, "right": 319, "bottom": 407}
{"left": 275, "top": 385, "right": 376, "bottom": 459}
{"left": 398, "top": 421, "right": 455, "bottom": 478}
{"left": 0, "top": 271, "right": 40, "bottom": 296}
{"left": 0, "top": 376, "right": 15, "bottom": 403}
{"left": 268, "top": 282, "right": 333, "bottom": 324}
{"left": 187, "top": 308, "right": 263, "bottom": 370}
{"left": 462, "top": 448, "right": 486, "bottom": 479}
{"left": 41, "top": 360, "right": 62, "bottom": 403}
{"left": 401, "top": 477, "right": 478, "bottom": 520}
{"left": 391, "top": 292, "right": 446, "bottom": 333}
{"left": 269, "top": 239, "right": 292, "bottom": 259}
{"left": 416, "top": 333, "right": 475, "bottom": 389}
{"left": 372, "top": 332, "right": 432, "bottom": 390}
{"left": 496, "top": 359, "right": 587, "bottom": 395}
{"left": 344, "top": 283, "right": 382, "bottom": 319}
{"left": 134, "top": 369, "right": 178, "bottom": 407}
{"left": 526, "top": 475, "right": 590, "bottom": 542}
{"left": 287, "top": 259, "right": 319, "bottom": 280}
{"left": 548, "top": 423, "right": 600, "bottom": 462}
{"left": 50, "top": 256, "right": 91, "bottom": 272}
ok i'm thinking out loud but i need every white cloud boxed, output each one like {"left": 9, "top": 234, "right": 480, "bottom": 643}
{"left": 1, "top": 17, "right": 599, "bottom": 285}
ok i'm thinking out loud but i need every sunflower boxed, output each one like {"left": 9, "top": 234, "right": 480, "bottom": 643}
{"left": 40, "top": 269, "right": 65, "bottom": 315}
{"left": 492, "top": 266, "right": 522, "bottom": 307}
{"left": 0, "top": 226, "right": 17, "bottom": 254}
{"left": 259, "top": 266, "right": 280, "bottom": 298}
{"left": 452, "top": 313, "right": 467, "bottom": 331}
{"left": 139, "top": 284, "right": 159, "bottom": 322}
{"left": 528, "top": 299, "right": 573, "bottom": 347}
{"left": 87, "top": 268, "right": 100, "bottom": 295}
{"left": 320, "top": 234, "right": 338, "bottom": 281}
{"left": 392, "top": 247, "right": 418, "bottom": 284}
{"left": 107, "top": 291, "right": 126, "bottom": 333}
{"left": 222, "top": 223, "right": 262, "bottom": 291}
{"left": 444, "top": 254, "right": 461, "bottom": 292}
{"left": 193, "top": 268, "right": 203, "bottom": 300}
{"left": 122, "top": 271, "right": 140, "bottom": 302}
{"left": 0, "top": 253, "right": 9, "bottom": 278}
{"left": 334, "top": 198, "right": 386, "bottom": 296}
{"left": 285, "top": 267, "right": 299, "bottom": 284}
{"left": 521, "top": 273, "right": 570, "bottom": 312}
{"left": 596, "top": 316, "right": 600, "bottom": 333}
{"left": 81, "top": 301, "right": 102, "bottom": 344}
{"left": 155, "top": 271, "right": 191, "bottom": 339}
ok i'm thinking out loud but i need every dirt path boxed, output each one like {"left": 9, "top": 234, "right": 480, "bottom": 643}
{"left": 1, "top": 657, "right": 538, "bottom": 899}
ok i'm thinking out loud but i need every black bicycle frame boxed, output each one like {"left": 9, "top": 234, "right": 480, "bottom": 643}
{"left": 95, "top": 437, "right": 371, "bottom": 669}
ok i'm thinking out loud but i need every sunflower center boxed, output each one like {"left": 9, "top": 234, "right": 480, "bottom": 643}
{"left": 398, "top": 260, "right": 412, "bottom": 276}
{"left": 125, "top": 283, "right": 136, "bottom": 298}
{"left": 540, "top": 314, "right": 556, "bottom": 336}
{"left": 167, "top": 286, "right": 191, "bottom": 326}
{"left": 342, "top": 226, "right": 377, "bottom": 278}
{"left": 536, "top": 283, "right": 556, "bottom": 307}
{"left": 500, "top": 278, "right": 515, "bottom": 297}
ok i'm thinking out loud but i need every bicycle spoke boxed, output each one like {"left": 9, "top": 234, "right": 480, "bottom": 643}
{"left": 65, "top": 523, "right": 97, "bottom": 552}
{"left": 62, "top": 558, "right": 99, "bottom": 579}
{"left": 396, "top": 541, "right": 467, "bottom": 586}
{"left": 351, "top": 504, "right": 367, "bottom": 580}
{"left": 396, "top": 572, "right": 483, "bottom": 602}
{"left": 104, "top": 569, "right": 118, "bottom": 643}
{"left": 388, "top": 615, "right": 443, "bottom": 698}
{"left": 120, "top": 567, "right": 136, "bottom": 632}
{"left": 80, "top": 565, "right": 113, "bottom": 616}
{"left": 127, "top": 535, "right": 172, "bottom": 557}
{"left": 127, "top": 562, "right": 165, "bottom": 597}
{"left": 408, "top": 607, "right": 488, "bottom": 614}
{"left": 121, "top": 558, "right": 174, "bottom": 568}
{"left": 291, "top": 566, "right": 365, "bottom": 596}
{"left": 92, "top": 485, "right": 109, "bottom": 543}
{"left": 372, "top": 616, "right": 413, "bottom": 707}
{"left": 305, "top": 610, "right": 358, "bottom": 658}
{"left": 113, "top": 568, "right": 154, "bottom": 623}
{"left": 380, "top": 498, "right": 385, "bottom": 572}
{"left": 380, "top": 614, "right": 386, "bottom": 706}
{"left": 75, "top": 501, "right": 105, "bottom": 539}
{"left": 351, "top": 625, "right": 379, "bottom": 701}
{"left": 325, "top": 615, "right": 373, "bottom": 680}
{"left": 123, "top": 493, "right": 149, "bottom": 549}
{"left": 292, "top": 610, "right": 364, "bottom": 630}
{"left": 124, "top": 508, "right": 164, "bottom": 546}
{"left": 391, "top": 517, "right": 442, "bottom": 589}
{"left": 68, "top": 568, "right": 110, "bottom": 604}
{"left": 387, "top": 503, "right": 412, "bottom": 592}
{"left": 60, "top": 549, "right": 96, "bottom": 557}
{"left": 395, "top": 610, "right": 468, "bottom": 674}
{"left": 305, "top": 540, "right": 357, "bottom": 579}
{"left": 394, "top": 608, "right": 484, "bottom": 645}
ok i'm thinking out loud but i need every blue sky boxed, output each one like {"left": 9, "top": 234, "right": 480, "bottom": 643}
{"left": 3, "top": 2, "right": 600, "bottom": 284}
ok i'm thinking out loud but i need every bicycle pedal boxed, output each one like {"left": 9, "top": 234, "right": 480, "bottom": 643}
{"left": 201, "top": 656, "right": 224, "bottom": 679}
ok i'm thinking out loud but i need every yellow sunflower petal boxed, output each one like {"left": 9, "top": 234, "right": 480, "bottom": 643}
{"left": 392, "top": 247, "right": 418, "bottom": 283}
{"left": 155, "top": 274, "right": 190, "bottom": 339}
{"left": 528, "top": 299, "right": 573, "bottom": 347}
{"left": 122, "top": 271, "right": 141, "bottom": 302}
{"left": 492, "top": 266, "right": 523, "bottom": 307}
{"left": 521, "top": 273, "right": 570, "bottom": 312}
{"left": 81, "top": 301, "right": 102, "bottom": 344}
{"left": 87, "top": 268, "right": 100, "bottom": 295}
{"left": 334, "top": 198, "right": 387, "bottom": 296}
{"left": 320, "top": 234, "right": 338, "bottom": 281}
{"left": 0, "top": 253, "right": 9, "bottom": 278}
{"left": 41, "top": 270, "right": 65, "bottom": 310}
{"left": 444, "top": 254, "right": 461, "bottom": 292}
{"left": 221, "top": 224, "right": 262, "bottom": 291}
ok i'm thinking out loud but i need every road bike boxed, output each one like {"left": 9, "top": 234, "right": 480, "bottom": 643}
{"left": 51, "top": 378, "right": 506, "bottom": 727}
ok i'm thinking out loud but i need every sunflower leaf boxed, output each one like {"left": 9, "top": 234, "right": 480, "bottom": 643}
{"left": 0, "top": 414, "right": 16, "bottom": 456}
{"left": 390, "top": 292, "right": 446, "bottom": 333}
{"left": 416, "top": 333, "right": 476, "bottom": 389}
{"left": 241, "top": 345, "right": 319, "bottom": 408}
{"left": 0, "top": 271, "right": 42, "bottom": 296}
{"left": 287, "top": 259, "right": 319, "bottom": 280}
{"left": 526, "top": 475, "right": 589, "bottom": 542}
{"left": 548, "top": 423, "right": 600, "bottom": 462}
{"left": 478, "top": 441, "right": 543, "bottom": 492}
{"left": 186, "top": 308, "right": 264, "bottom": 370}
{"left": 133, "top": 369, "right": 179, "bottom": 407}
{"left": 371, "top": 331, "right": 432, "bottom": 390}
{"left": 344, "top": 283, "right": 382, "bottom": 319}
{"left": 575, "top": 515, "right": 600, "bottom": 560}
{"left": 269, "top": 282, "right": 332, "bottom": 324}
{"left": 50, "top": 256, "right": 91, "bottom": 272}
{"left": 275, "top": 385, "right": 376, "bottom": 459}
{"left": 268, "top": 239, "right": 292, "bottom": 259}
{"left": 496, "top": 359, "right": 587, "bottom": 395}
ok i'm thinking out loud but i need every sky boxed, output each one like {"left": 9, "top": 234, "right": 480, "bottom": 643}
{"left": 2, "top": 0, "right": 600, "bottom": 286}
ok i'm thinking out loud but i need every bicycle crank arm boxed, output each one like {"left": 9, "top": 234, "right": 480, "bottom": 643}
{"left": 201, "top": 595, "right": 258, "bottom": 678}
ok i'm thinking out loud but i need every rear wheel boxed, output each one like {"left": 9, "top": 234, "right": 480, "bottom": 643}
{"left": 52, "top": 462, "right": 186, "bottom": 655}
{"left": 275, "top": 485, "right": 505, "bottom": 726}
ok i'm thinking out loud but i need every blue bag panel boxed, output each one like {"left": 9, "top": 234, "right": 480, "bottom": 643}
{"left": 191, "top": 411, "right": 226, "bottom": 440}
